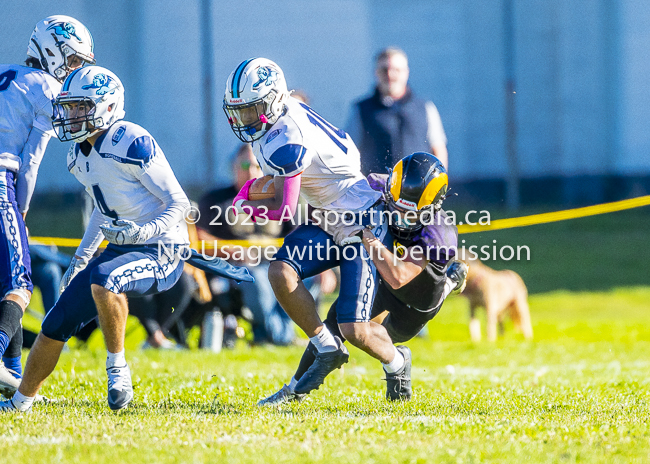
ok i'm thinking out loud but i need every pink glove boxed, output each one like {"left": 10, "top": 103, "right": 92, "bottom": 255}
{"left": 233, "top": 179, "right": 256, "bottom": 213}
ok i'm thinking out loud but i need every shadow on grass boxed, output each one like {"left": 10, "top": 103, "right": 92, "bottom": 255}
{"left": 39, "top": 398, "right": 245, "bottom": 416}
{"left": 262, "top": 400, "right": 497, "bottom": 418}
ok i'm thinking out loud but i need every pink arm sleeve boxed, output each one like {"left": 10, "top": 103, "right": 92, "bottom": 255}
{"left": 266, "top": 174, "right": 301, "bottom": 221}
{"left": 236, "top": 174, "right": 301, "bottom": 222}
{"left": 233, "top": 179, "right": 255, "bottom": 205}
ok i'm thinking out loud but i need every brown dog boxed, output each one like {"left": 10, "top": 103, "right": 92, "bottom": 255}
{"left": 460, "top": 259, "right": 533, "bottom": 342}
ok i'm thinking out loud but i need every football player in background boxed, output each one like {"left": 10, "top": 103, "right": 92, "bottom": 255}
{"left": 0, "top": 66, "right": 191, "bottom": 412}
{"left": 223, "top": 58, "right": 405, "bottom": 397}
{"left": 0, "top": 15, "right": 94, "bottom": 396}
{"left": 259, "top": 152, "right": 468, "bottom": 404}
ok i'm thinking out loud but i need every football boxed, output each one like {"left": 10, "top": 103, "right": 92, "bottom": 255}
{"left": 248, "top": 175, "right": 276, "bottom": 201}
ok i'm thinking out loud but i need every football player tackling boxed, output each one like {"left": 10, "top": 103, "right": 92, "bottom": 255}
{"left": 223, "top": 58, "right": 404, "bottom": 397}
{"left": 0, "top": 66, "right": 191, "bottom": 412}
{"left": 0, "top": 15, "right": 95, "bottom": 396}
{"left": 260, "top": 152, "right": 468, "bottom": 404}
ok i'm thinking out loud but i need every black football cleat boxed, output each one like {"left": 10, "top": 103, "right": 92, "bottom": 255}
{"left": 257, "top": 384, "right": 305, "bottom": 406}
{"left": 384, "top": 345, "right": 412, "bottom": 401}
{"left": 294, "top": 336, "right": 349, "bottom": 395}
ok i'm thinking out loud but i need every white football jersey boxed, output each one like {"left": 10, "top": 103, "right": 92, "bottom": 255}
{"left": 68, "top": 121, "right": 189, "bottom": 245}
{"left": 252, "top": 97, "right": 380, "bottom": 212}
{"left": 0, "top": 64, "right": 60, "bottom": 172}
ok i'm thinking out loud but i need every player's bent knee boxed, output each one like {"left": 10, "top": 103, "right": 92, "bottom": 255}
{"left": 339, "top": 322, "right": 370, "bottom": 346}
{"left": 381, "top": 315, "right": 425, "bottom": 343}
{"left": 36, "top": 331, "right": 65, "bottom": 348}
{"left": 268, "top": 261, "right": 298, "bottom": 289}
{"left": 41, "top": 308, "right": 73, "bottom": 342}
{"left": 383, "top": 323, "right": 413, "bottom": 344}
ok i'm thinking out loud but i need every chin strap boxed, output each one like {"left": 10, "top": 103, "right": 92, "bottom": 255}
{"left": 50, "top": 33, "right": 71, "bottom": 80}
{"left": 30, "top": 38, "right": 50, "bottom": 75}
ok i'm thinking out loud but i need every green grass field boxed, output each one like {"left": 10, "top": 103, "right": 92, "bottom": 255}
{"left": 3, "top": 205, "right": 648, "bottom": 462}
{"left": 2, "top": 288, "right": 650, "bottom": 463}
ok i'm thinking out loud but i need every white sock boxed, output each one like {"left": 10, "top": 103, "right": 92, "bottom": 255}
{"left": 11, "top": 390, "right": 35, "bottom": 412}
{"left": 442, "top": 277, "right": 455, "bottom": 299}
{"left": 106, "top": 349, "right": 126, "bottom": 369}
{"left": 309, "top": 327, "right": 338, "bottom": 353}
{"left": 288, "top": 376, "right": 298, "bottom": 392}
{"left": 382, "top": 346, "right": 405, "bottom": 374}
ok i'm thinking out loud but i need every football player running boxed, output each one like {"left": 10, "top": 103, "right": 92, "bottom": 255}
{"left": 223, "top": 58, "right": 403, "bottom": 397}
{"left": 0, "top": 15, "right": 94, "bottom": 397}
{"left": 0, "top": 66, "right": 191, "bottom": 413}
{"left": 259, "top": 152, "right": 468, "bottom": 404}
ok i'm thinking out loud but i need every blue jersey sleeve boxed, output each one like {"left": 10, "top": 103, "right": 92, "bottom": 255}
{"left": 266, "top": 143, "right": 308, "bottom": 177}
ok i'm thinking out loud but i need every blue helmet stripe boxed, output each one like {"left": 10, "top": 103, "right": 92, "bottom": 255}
{"left": 232, "top": 58, "right": 255, "bottom": 98}
{"left": 62, "top": 68, "right": 83, "bottom": 91}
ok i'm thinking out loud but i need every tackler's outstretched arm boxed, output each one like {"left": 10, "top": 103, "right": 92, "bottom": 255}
{"left": 361, "top": 228, "right": 428, "bottom": 289}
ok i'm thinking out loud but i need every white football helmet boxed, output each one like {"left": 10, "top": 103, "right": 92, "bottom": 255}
{"left": 27, "top": 15, "right": 95, "bottom": 82}
{"left": 52, "top": 66, "right": 125, "bottom": 142}
{"left": 223, "top": 58, "right": 290, "bottom": 142}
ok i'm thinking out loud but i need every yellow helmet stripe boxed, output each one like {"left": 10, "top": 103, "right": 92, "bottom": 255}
{"left": 389, "top": 160, "right": 404, "bottom": 201}
{"left": 418, "top": 173, "right": 448, "bottom": 209}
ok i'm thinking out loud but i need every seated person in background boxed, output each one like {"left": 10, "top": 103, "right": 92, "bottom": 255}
{"left": 129, "top": 222, "right": 213, "bottom": 349}
{"left": 196, "top": 144, "right": 332, "bottom": 346}
{"left": 128, "top": 270, "right": 197, "bottom": 349}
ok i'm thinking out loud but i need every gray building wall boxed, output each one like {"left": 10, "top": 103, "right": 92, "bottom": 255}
{"left": 2, "top": 1, "right": 649, "bottom": 195}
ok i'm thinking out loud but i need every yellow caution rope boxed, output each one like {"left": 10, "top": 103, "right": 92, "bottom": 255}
{"left": 29, "top": 195, "right": 650, "bottom": 247}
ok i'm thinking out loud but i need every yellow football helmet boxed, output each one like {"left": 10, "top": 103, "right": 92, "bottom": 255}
{"left": 385, "top": 152, "right": 448, "bottom": 240}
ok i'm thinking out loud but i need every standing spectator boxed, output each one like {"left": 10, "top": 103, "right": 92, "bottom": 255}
{"left": 346, "top": 47, "right": 448, "bottom": 173}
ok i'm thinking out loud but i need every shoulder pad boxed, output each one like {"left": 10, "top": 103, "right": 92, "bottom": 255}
{"left": 126, "top": 135, "right": 156, "bottom": 165}
{"left": 267, "top": 144, "right": 307, "bottom": 176}
{"left": 97, "top": 122, "right": 157, "bottom": 167}
{"left": 262, "top": 116, "right": 304, "bottom": 154}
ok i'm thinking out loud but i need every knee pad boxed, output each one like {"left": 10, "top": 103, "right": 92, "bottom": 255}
{"left": 5, "top": 288, "right": 31, "bottom": 307}
{"left": 0, "top": 299, "right": 23, "bottom": 338}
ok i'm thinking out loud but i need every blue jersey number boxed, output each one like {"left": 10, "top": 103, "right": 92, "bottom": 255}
{"left": 0, "top": 70, "right": 17, "bottom": 92}
{"left": 299, "top": 102, "right": 348, "bottom": 154}
{"left": 92, "top": 184, "right": 119, "bottom": 220}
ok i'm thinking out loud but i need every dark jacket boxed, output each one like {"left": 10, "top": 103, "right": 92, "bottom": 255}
{"left": 356, "top": 87, "right": 430, "bottom": 175}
